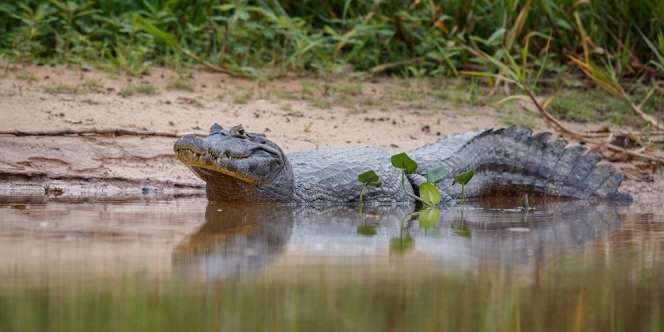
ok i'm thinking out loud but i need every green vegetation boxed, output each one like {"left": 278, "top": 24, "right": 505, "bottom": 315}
{"left": 501, "top": 109, "right": 537, "bottom": 129}
{"left": 453, "top": 170, "right": 475, "bottom": 207}
{"left": 166, "top": 76, "right": 194, "bottom": 92}
{"left": 119, "top": 82, "right": 158, "bottom": 97}
{"left": 42, "top": 79, "right": 103, "bottom": 94}
{"left": 0, "top": 1, "right": 662, "bottom": 80}
{"left": 15, "top": 70, "right": 37, "bottom": 82}
{"left": 357, "top": 169, "right": 381, "bottom": 210}
{"left": 42, "top": 82, "right": 81, "bottom": 94}
{"left": 358, "top": 152, "right": 467, "bottom": 209}
{"left": 2, "top": 251, "right": 661, "bottom": 332}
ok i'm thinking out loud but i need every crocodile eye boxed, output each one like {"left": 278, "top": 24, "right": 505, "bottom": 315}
{"left": 229, "top": 125, "right": 247, "bottom": 138}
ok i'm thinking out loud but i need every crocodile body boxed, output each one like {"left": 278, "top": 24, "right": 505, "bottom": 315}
{"left": 173, "top": 124, "right": 631, "bottom": 204}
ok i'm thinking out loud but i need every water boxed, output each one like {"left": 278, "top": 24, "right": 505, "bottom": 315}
{"left": 0, "top": 198, "right": 662, "bottom": 331}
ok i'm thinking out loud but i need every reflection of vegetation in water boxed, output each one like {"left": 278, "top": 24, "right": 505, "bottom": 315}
{"left": 451, "top": 170, "right": 475, "bottom": 238}
{"left": 388, "top": 207, "right": 441, "bottom": 254}
{"left": 0, "top": 200, "right": 661, "bottom": 331}
{"left": 417, "top": 208, "right": 441, "bottom": 231}
{"left": 357, "top": 153, "right": 473, "bottom": 241}
{"left": 389, "top": 212, "right": 416, "bottom": 255}
{"left": 451, "top": 207, "right": 471, "bottom": 239}
{"left": 1, "top": 252, "right": 661, "bottom": 332}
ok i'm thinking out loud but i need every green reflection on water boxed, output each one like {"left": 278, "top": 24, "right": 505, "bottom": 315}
{"left": 1, "top": 258, "right": 661, "bottom": 332}
{"left": 0, "top": 199, "right": 662, "bottom": 332}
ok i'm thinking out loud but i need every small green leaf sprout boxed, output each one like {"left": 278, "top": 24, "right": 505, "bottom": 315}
{"left": 390, "top": 152, "right": 447, "bottom": 208}
{"left": 453, "top": 170, "right": 475, "bottom": 207}
{"left": 390, "top": 152, "right": 417, "bottom": 174}
{"left": 357, "top": 170, "right": 382, "bottom": 211}
{"left": 356, "top": 170, "right": 382, "bottom": 236}
{"left": 419, "top": 183, "right": 441, "bottom": 206}
{"left": 426, "top": 166, "right": 448, "bottom": 183}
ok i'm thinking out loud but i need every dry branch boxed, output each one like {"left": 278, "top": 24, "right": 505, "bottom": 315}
{"left": 524, "top": 91, "right": 664, "bottom": 165}
{"left": 569, "top": 56, "right": 664, "bottom": 132}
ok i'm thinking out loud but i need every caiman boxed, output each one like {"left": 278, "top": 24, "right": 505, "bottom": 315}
{"left": 173, "top": 124, "right": 632, "bottom": 204}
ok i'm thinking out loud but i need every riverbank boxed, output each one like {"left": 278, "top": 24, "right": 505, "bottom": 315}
{"left": 0, "top": 64, "right": 661, "bottom": 207}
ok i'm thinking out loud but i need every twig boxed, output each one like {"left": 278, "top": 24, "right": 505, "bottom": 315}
{"left": 0, "top": 128, "right": 206, "bottom": 138}
{"left": 569, "top": 56, "right": 664, "bottom": 132}
{"left": 524, "top": 91, "right": 664, "bottom": 165}
{"left": 617, "top": 85, "right": 664, "bottom": 132}
{"left": 524, "top": 90, "right": 588, "bottom": 140}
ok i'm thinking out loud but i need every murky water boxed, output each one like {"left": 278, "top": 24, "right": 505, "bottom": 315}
{"left": 0, "top": 198, "right": 662, "bottom": 331}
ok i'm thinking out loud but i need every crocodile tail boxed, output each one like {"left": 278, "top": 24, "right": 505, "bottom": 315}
{"left": 410, "top": 126, "right": 632, "bottom": 201}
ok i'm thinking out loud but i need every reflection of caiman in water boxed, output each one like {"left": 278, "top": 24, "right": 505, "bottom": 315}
{"left": 173, "top": 202, "right": 294, "bottom": 280}
{"left": 173, "top": 199, "right": 623, "bottom": 280}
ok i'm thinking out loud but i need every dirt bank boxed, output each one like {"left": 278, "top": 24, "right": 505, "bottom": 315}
{"left": 0, "top": 64, "right": 661, "bottom": 208}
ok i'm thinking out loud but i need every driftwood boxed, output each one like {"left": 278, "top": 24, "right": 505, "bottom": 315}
{"left": 0, "top": 128, "right": 207, "bottom": 138}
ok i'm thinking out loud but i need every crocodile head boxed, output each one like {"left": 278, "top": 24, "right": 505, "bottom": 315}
{"left": 174, "top": 124, "right": 294, "bottom": 202}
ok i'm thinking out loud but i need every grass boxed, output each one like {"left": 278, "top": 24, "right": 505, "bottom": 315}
{"left": 548, "top": 89, "right": 641, "bottom": 125}
{"left": 119, "top": 83, "right": 158, "bottom": 97}
{"left": 501, "top": 110, "right": 537, "bottom": 130}
{"left": 231, "top": 90, "right": 254, "bottom": 105}
{"left": 15, "top": 70, "right": 37, "bottom": 82}
{"left": 0, "top": 1, "right": 661, "bottom": 82}
{"left": 41, "top": 78, "right": 106, "bottom": 95}
{"left": 42, "top": 83, "right": 80, "bottom": 95}
{"left": 79, "top": 79, "right": 104, "bottom": 93}
{"left": 167, "top": 77, "right": 194, "bottom": 92}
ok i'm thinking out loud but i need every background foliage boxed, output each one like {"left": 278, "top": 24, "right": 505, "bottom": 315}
{"left": 0, "top": 0, "right": 662, "bottom": 78}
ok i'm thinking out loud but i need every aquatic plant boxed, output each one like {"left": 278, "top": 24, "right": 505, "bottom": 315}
{"left": 389, "top": 152, "right": 447, "bottom": 208}
{"left": 452, "top": 170, "right": 474, "bottom": 207}
{"left": 356, "top": 169, "right": 381, "bottom": 211}
{"left": 449, "top": 169, "right": 474, "bottom": 238}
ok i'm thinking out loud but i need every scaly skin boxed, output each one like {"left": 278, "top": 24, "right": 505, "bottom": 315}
{"left": 173, "top": 124, "right": 632, "bottom": 204}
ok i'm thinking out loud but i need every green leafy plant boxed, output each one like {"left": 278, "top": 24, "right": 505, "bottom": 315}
{"left": 418, "top": 183, "right": 441, "bottom": 207}
{"left": 358, "top": 152, "right": 461, "bottom": 208}
{"left": 355, "top": 170, "right": 381, "bottom": 237}
{"left": 453, "top": 170, "right": 475, "bottom": 207}
{"left": 357, "top": 170, "right": 381, "bottom": 211}
{"left": 389, "top": 152, "right": 446, "bottom": 208}
{"left": 426, "top": 166, "right": 448, "bottom": 184}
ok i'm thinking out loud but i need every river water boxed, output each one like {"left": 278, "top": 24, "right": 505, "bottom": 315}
{"left": 0, "top": 198, "right": 662, "bottom": 331}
